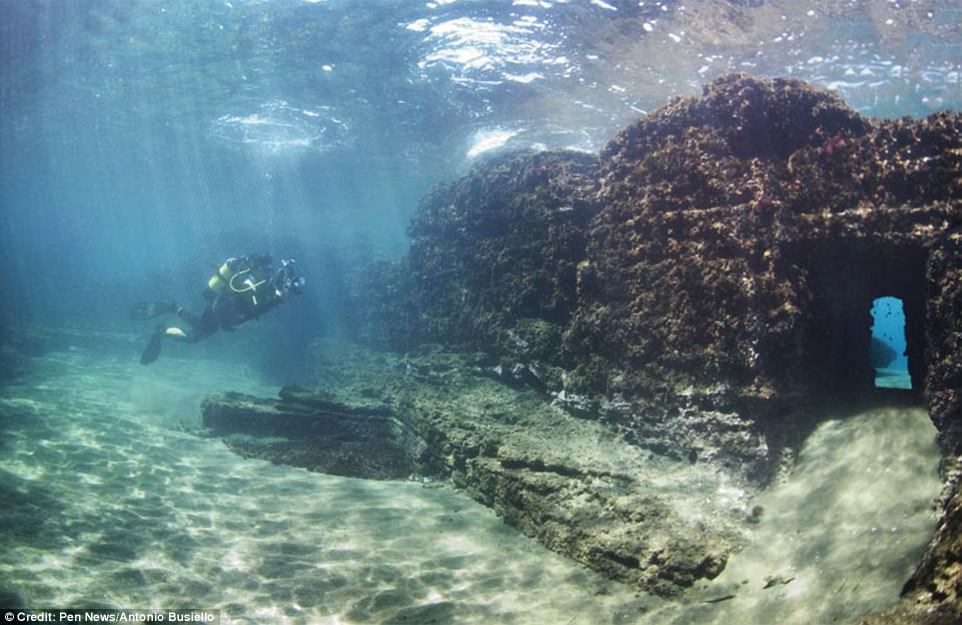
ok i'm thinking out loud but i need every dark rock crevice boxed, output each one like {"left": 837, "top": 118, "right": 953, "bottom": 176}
{"left": 798, "top": 232, "right": 929, "bottom": 405}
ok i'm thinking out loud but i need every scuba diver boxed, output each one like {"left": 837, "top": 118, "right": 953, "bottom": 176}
{"left": 131, "top": 254, "right": 305, "bottom": 365}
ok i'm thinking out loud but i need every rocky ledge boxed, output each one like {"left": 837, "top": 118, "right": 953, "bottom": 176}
{"left": 203, "top": 346, "right": 748, "bottom": 598}
{"left": 356, "top": 74, "right": 962, "bottom": 473}
{"left": 205, "top": 75, "right": 962, "bottom": 617}
{"left": 341, "top": 75, "right": 962, "bottom": 619}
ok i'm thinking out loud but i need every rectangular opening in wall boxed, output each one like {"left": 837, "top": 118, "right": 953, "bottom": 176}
{"left": 870, "top": 296, "right": 912, "bottom": 390}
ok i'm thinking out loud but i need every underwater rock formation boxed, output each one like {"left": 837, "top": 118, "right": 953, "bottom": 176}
{"left": 203, "top": 389, "right": 420, "bottom": 481}
{"left": 202, "top": 350, "right": 739, "bottom": 597}
{"left": 213, "top": 73, "right": 962, "bottom": 602}
{"left": 341, "top": 74, "right": 962, "bottom": 604}
{"left": 349, "top": 258, "right": 429, "bottom": 352}
{"left": 590, "top": 74, "right": 961, "bottom": 449}
{"left": 406, "top": 149, "right": 598, "bottom": 362}
{"left": 378, "top": 74, "right": 962, "bottom": 473}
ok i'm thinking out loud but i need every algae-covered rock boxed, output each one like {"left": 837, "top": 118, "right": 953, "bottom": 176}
{"left": 407, "top": 149, "right": 598, "bottom": 363}
{"left": 204, "top": 345, "right": 746, "bottom": 597}
{"left": 368, "top": 74, "right": 962, "bottom": 465}
{"left": 585, "top": 75, "right": 962, "bottom": 430}
{"left": 925, "top": 233, "right": 962, "bottom": 450}
{"left": 598, "top": 73, "right": 870, "bottom": 214}
{"left": 349, "top": 257, "right": 430, "bottom": 352}
{"left": 346, "top": 74, "right": 962, "bottom": 603}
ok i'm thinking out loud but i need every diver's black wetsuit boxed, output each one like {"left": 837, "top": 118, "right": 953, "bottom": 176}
{"left": 172, "top": 287, "right": 285, "bottom": 343}
{"left": 136, "top": 255, "right": 303, "bottom": 364}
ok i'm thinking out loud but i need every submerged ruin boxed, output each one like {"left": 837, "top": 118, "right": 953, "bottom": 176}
{"left": 205, "top": 75, "right": 962, "bottom": 622}
{"left": 398, "top": 74, "right": 961, "bottom": 459}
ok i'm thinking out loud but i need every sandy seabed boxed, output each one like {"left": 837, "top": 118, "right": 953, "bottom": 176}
{"left": 0, "top": 333, "right": 943, "bottom": 625}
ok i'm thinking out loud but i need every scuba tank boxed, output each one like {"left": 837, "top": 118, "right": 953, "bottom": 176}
{"left": 205, "top": 258, "right": 239, "bottom": 298}
{"left": 204, "top": 256, "right": 270, "bottom": 301}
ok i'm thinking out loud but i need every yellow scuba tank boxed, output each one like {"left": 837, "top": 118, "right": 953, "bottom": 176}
{"left": 205, "top": 256, "right": 268, "bottom": 306}
{"left": 206, "top": 258, "right": 238, "bottom": 297}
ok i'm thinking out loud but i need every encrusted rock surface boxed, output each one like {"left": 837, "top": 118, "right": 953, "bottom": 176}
{"left": 344, "top": 74, "right": 962, "bottom": 614}
{"left": 203, "top": 389, "right": 420, "bottom": 481}
{"left": 203, "top": 345, "right": 747, "bottom": 597}
{"left": 587, "top": 75, "right": 961, "bottom": 457}
{"left": 407, "top": 149, "right": 599, "bottom": 362}
{"left": 358, "top": 74, "right": 962, "bottom": 472}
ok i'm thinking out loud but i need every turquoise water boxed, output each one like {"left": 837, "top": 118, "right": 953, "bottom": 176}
{"left": 1, "top": 1, "right": 958, "bottom": 623}
{"left": 2, "top": 3, "right": 960, "bottom": 336}
{"left": 870, "top": 297, "right": 912, "bottom": 390}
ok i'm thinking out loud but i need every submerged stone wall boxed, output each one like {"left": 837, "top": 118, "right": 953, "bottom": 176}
{"left": 364, "top": 74, "right": 962, "bottom": 470}
{"left": 406, "top": 149, "right": 598, "bottom": 366}
{"left": 206, "top": 74, "right": 962, "bottom": 610}
{"left": 340, "top": 74, "right": 962, "bottom": 614}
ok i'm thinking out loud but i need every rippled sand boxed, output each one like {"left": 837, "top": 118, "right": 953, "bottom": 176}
{"left": 0, "top": 334, "right": 942, "bottom": 625}
{"left": 0, "top": 344, "right": 644, "bottom": 625}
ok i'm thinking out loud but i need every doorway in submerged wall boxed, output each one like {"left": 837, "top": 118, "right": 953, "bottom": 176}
{"left": 802, "top": 240, "right": 927, "bottom": 403}
{"left": 870, "top": 296, "right": 912, "bottom": 390}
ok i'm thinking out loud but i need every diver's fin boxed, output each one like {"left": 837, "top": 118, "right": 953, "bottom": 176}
{"left": 130, "top": 301, "right": 178, "bottom": 320}
{"left": 140, "top": 326, "right": 165, "bottom": 365}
